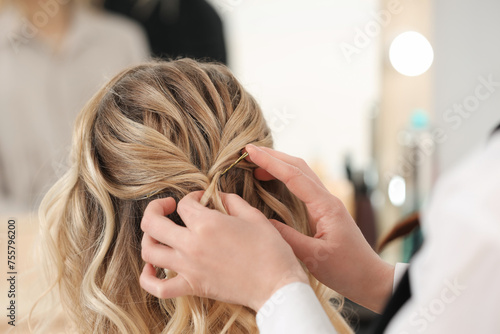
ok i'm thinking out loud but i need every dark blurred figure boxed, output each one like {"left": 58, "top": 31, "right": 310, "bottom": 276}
{"left": 103, "top": 0, "right": 227, "bottom": 63}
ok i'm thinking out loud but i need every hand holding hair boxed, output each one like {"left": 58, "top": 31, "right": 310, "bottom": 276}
{"left": 140, "top": 192, "right": 309, "bottom": 312}
{"left": 245, "top": 144, "right": 395, "bottom": 313}
{"left": 140, "top": 144, "right": 394, "bottom": 314}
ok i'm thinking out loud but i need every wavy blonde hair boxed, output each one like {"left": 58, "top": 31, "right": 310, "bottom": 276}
{"left": 31, "top": 59, "right": 353, "bottom": 333}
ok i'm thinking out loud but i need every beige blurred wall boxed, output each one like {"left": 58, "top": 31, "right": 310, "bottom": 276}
{"left": 219, "top": 0, "right": 381, "bottom": 178}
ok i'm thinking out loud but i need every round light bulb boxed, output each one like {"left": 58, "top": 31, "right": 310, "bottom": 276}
{"left": 388, "top": 175, "right": 406, "bottom": 207}
{"left": 389, "top": 31, "right": 434, "bottom": 77}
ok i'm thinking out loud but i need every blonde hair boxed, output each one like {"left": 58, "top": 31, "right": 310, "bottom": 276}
{"left": 31, "top": 59, "right": 353, "bottom": 333}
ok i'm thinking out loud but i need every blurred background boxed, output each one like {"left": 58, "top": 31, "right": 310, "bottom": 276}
{"left": 1, "top": 0, "right": 500, "bottom": 332}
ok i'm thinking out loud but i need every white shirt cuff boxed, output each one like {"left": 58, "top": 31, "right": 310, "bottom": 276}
{"left": 256, "top": 282, "right": 337, "bottom": 334}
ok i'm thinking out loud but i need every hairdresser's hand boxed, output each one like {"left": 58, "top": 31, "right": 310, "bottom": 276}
{"left": 245, "top": 144, "right": 394, "bottom": 313}
{"left": 140, "top": 193, "right": 309, "bottom": 312}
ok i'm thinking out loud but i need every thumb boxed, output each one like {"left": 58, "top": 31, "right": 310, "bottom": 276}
{"left": 140, "top": 263, "right": 193, "bottom": 299}
{"left": 269, "top": 219, "right": 316, "bottom": 262}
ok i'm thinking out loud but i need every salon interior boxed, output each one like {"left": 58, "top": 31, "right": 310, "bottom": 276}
{"left": 1, "top": 0, "right": 499, "bottom": 332}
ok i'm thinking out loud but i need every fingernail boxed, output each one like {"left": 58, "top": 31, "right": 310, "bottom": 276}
{"left": 244, "top": 145, "right": 260, "bottom": 162}
{"left": 246, "top": 144, "right": 261, "bottom": 152}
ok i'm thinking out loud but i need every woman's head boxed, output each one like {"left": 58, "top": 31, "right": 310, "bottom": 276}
{"left": 34, "top": 59, "right": 351, "bottom": 333}
{"left": 84, "top": 59, "right": 275, "bottom": 215}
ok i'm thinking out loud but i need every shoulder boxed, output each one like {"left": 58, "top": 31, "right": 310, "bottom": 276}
{"left": 0, "top": 6, "right": 24, "bottom": 51}
{"left": 418, "top": 133, "right": 500, "bottom": 266}
{"left": 425, "top": 134, "right": 500, "bottom": 232}
{"left": 77, "top": 7, "right": 150, "bottom": 56}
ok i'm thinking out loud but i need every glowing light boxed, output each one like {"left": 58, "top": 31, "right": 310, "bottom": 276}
{"left": 388, "top": 175, "right": 406, "bottom": 207}
{"left": 389, "top": 31, "right": 434, "bottom": 76}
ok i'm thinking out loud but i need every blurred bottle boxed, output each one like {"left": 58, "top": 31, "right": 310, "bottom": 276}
{"left": 398, "top": 109, "right": 436, "bottom": 212}
{"left": 395, "top": 109, "right": 437, "bottom": 260}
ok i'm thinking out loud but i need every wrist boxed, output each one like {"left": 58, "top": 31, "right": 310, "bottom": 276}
{"left": 250, "top": 267, "right": 308, "bottom": 312}
{"left": 364, "top": 260, "right": 395, "bottom": 313}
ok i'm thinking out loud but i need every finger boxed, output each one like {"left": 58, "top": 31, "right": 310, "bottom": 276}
{"left": 219, "top": 192, "right": 266, "bottom": 221}
{"left": 269, "top": 219, "right": 317, "bottom": 263}
{"left": 245, "top": 147, "right": 275, "bottom": 181}
{"left": 141, "top": 200, "right": 189, "bottom": 246}
{"left": 177, "top": 191, "right": 212, "bottom": 228}
{"left": 258, "top": 146, "right": 324, "bottom": 185}
{"left": 141, "top": 233, "right": 178, "bottom": 269}
{"left": 245, "top": 145, "right": 329, "bottom": 206}
{"left": 247, "top": 145, "right": 327, "bottom": 189}
{"left": 254, "top": 167, "right": 275, "bottom": 181}
{"left": 141, "top": 197, "right": 176, "bottom": 234}
{"left": 143, "top": 197, "right": 177, "bottom": 218}
{"left": 182, "top": 190, "right": 205, "bottom": 203}
{"left": 140, "top": 263, "right": 193, "bottom": 299}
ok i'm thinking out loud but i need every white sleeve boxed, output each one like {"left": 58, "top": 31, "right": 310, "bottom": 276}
{"left": 386, "top": 135, "right": 500, "bottom": 334}
{"left": 256, "top": 282, "right": 337, "bottom": 334}
{"left": 255, "top": 263, "right": 409, "bottom": 334}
